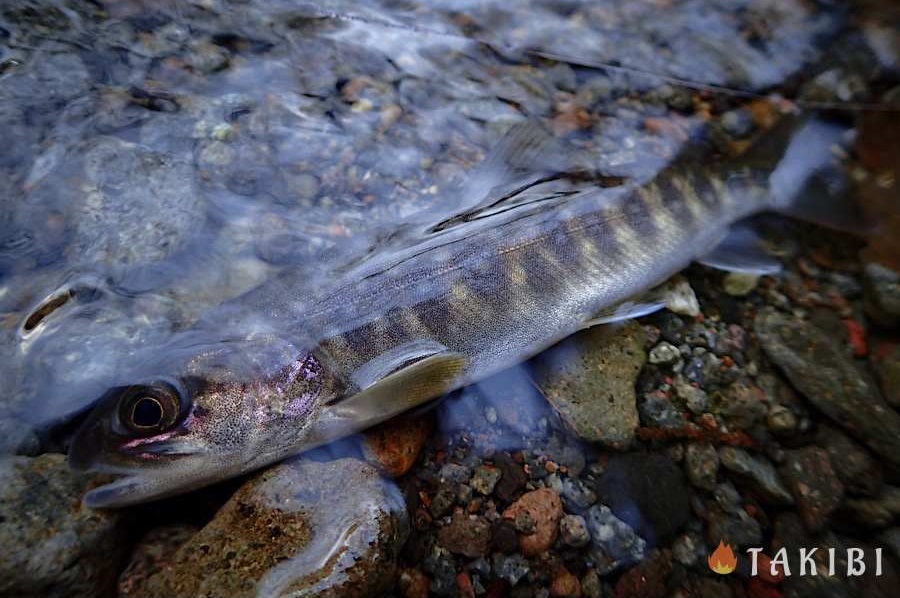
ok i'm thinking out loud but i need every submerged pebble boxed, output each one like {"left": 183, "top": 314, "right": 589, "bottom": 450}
{"left": 534, "top": 322, "right": 645, "bottom": 449}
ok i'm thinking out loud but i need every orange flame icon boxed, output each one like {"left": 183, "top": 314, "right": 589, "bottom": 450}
{"left": 708, "top": 541, "right": 737, "bottom": 574}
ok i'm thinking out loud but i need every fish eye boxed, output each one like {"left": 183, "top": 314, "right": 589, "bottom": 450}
{"left": 118, "top": 382, "right": 184, "bottom": 435}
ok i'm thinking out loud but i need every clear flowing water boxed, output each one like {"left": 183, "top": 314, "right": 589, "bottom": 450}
{"left": 0, "top": 0, "right": 885, "bottom": 441}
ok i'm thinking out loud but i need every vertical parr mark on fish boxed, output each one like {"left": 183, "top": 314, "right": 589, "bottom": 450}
{"left": 636, "top": 181, "right": 676, "bottom": 235}
{"left": 604, "top": 201, "right": 643, "bottom": 258}
{"left": 671, "top": 171, "right": 708, "bottom": 222}
{"left": 563, "top": 215, "right": 605, "bottom": 272}
{"left": 709, "top": 174, "right": 735, "bottom": 209}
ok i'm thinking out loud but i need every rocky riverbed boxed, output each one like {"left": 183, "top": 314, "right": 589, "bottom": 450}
{"left": 5, "top": 220, "right": 900, "bottom": 598}
{"left": 2, "top": 0, "right": 900, "bottom": 597}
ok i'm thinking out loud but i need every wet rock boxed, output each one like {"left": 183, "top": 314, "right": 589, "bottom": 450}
{"left": 491, "top": 519, "right": 520, "bottom": 553}
{"left": 398, "top": 568, "right": 430, "bottom": 598}
{"left": 430, "top": 487, "right": 456, "bottom": 519}
{"left": 136, "top": 457, "right": 407, "bottom": 598}
{"left": 841, "top": 486, "right": 900, "bottom": 530}
{"left": 494, "top": 452, "right": 527, "bottom": 502}
{"left": 586, "top": 504, "right": 647, "bottom": 574}
{"left": 581, "top": 570, "right": 602, "bottom": 598}
{"left": 559, "top": 514, "right": 591, "bottom": 548}
{"left": 772, "top": 513, "right": 854, "bottom": 598}
{"left": 755, "top": 310, "right": 900, "bottom": 467}
{"left": 863, "top": 262, "right": 900, "bottom": 327}
{"left": 595, "top": 453, "right": 689, "bottom": 546}
{"left": 766, "top": 404, "right": 798, "bottom": 435}
{"left": 423, "top": 546, "right": 457, "bottom": 597}
{"left": 648, "top": 341, "right": 680, "bottom": 365}
{"left": 470, "top": 465, "right": 502, "bottom": 496}
{"left": 439, "top": 463, "right": 472, "bottom": 486}
{"left": 545, "top": 473, "right": 597, "bottom": 510}
{"left": 0, "top": 416, "right": 40, "bottom": 455}
{"left": 672, "top": 531, "right": 704, "bottom": 567}
{"left": 705, "top": 482, "right": 763, "bottom": 548}
{"left": 362, "top": 414, "right": 432, "bottom": 477}
{"left": 723, "top": 272, "right": 760, "bottom": 297}
{"left": 438, "top": 512, "right": 492, "bottom": 558}
{"left": 709, "top": 380, "right": 767, "bottom": 429}
{"left": 718, "top": 446, "right": 794, "bottom": 506}
{"left": 119, "top": 525, "right": 199, "bottom": 598}
{"left": 638, "top": 389, "right": 685, "bottom": 428}
{"left": 879, "top": 527, "right": 900, "bottom": 562}
{"left": 873, "top": 344, "right": 900, "bottom": 408}
{"left": 0, "top": 454, "right": 128, "bottom": 598}
{"left": 706, "top": 503, "right": 763, "bottom": 549}
{"left": 673, "top": 376, "right": 709, "bottom": 415}
{"left": 780, "top": 447, "right": 845, "bottom": 532}
{"left": 684, "top": 443, "right": 719, "bottom": 491}
{"left": 817, "top": 424, "right": 883, "bottom": 497}
{"left": 550, "top": 566, "right": 581, "bottom": 598}
{"left": 73, "top": 137, "right": 204, "bottom": 266}
{"left": 613, "top": 549, "right": 672, "bottom": 598}
{"left": 493, "top": 553, "right": 530, "bottom": 585}
{"left": 502, "top": 488, "right": 564, "bottom": 557}
{"left": 534, "top": 322, "right": 645, "bottom": 449}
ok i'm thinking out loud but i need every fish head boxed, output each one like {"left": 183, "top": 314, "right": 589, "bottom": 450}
{"left": 69, "top": 333, "right": 338, "bottom": 507}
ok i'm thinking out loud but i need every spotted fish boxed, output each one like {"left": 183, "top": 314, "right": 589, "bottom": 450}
{"left": 69, "top": 115, "right": 857, "bottom": 506}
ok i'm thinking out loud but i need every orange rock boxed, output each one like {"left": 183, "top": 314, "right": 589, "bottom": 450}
{"left": 550, "top": 566, "right": 582, "bottom": 598}
{"left": 501, "top": 488, "right": 563, "bottom": 557}
{"left": 362, "top": 414, "right": 432, "bottom": 477}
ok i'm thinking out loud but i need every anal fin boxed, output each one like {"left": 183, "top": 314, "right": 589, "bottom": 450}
{"left": 582, "top": 276, "right": 700, "bottom": 327}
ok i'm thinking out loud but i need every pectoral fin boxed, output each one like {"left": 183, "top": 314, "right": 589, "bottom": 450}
{"left": 331, "top": 352, "right": 468, "bottom": 429}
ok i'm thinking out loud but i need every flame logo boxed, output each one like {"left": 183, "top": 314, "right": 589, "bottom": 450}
{"left": 708, "top": 541, "right": 737, "bottom": 574}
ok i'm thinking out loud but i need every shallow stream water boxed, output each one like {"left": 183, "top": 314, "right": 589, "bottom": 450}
{"left": 1, "top": 1, "right": 899, "bottom": 597}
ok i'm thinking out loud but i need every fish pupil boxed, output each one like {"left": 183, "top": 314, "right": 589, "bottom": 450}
{"left": 132, "top": 397, "right": 164, "bottom": 428}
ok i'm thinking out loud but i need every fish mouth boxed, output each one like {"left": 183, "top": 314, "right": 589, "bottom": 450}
{"left": 82, "top": 474, "right": 152, "bottom": 508}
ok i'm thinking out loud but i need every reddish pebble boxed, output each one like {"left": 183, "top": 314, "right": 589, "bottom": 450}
{"left": 843, "top": 318, "right": 868, "bottom": 357}
{"left": 502, "top": 488, "right": 564, "bottom": 557}
{"left": 457, "top": 572, "right": 475, "bottom": 598}
{"left": 362, "top": 414, "right": 432, "bottom": 477}
{"left": 550, "top": 566, "right": 581, "bottom": 597}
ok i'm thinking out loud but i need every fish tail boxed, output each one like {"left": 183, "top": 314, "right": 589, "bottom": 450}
{"left": 765, "top": 117, "right": 869, "bottom": 232}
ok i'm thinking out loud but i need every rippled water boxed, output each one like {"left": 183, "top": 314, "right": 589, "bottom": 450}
{"left": 0, "top": 0, "right": 890, "bottom": 440}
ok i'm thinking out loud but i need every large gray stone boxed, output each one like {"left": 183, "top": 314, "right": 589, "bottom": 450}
{"left": 0, "top": 454, "right": 128, "bottom": 598}
{"left": 756, "top": 310, "right": 900, "bottom": 467}
{"left": 135, "top": 457, "right": 408, "bottom": 598}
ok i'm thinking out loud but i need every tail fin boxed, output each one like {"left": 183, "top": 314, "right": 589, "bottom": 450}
{"left": 767, "top": 118, "right": 869, "bottom": 233}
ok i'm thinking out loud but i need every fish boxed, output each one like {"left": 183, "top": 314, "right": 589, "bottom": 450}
{"left": 68, "top": 114, "right": 860, "bottom": 507}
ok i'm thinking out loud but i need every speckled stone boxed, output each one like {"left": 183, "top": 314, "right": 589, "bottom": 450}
{"left": 0, "top": 454, "right": 129, "bottom": 598}
{"left": 756, "top": 310, "right": 900, "bottom": 467}
{"left": 134, "top": 457, "right": 407, "bottom": 598}
{"left": 534, "top": 322, "right": 645, "bottom": 449}
{"left": 780, "top": 447, "right": 845, "bottom": 532}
